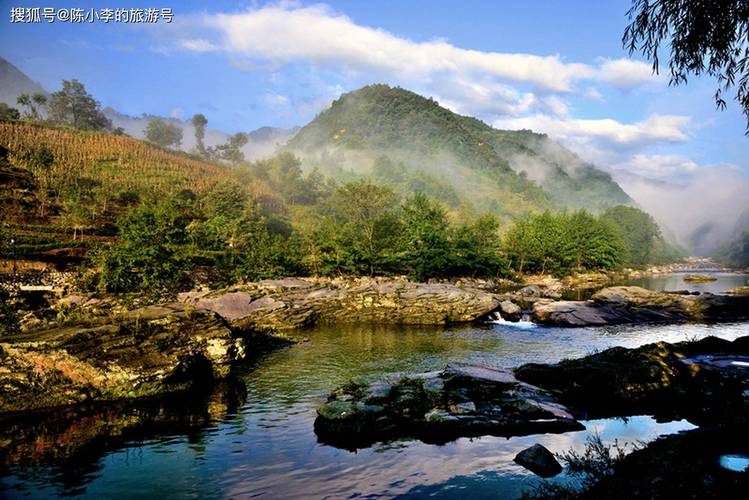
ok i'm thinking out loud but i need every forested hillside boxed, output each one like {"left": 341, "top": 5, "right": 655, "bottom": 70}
{"left": 0, "top": 80, "right": 681, "bottom": 294}
{"left": 288, "top": 84, "right": 632, "bottom": 216}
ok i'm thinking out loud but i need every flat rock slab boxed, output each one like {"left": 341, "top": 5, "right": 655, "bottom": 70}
{"left": 532, "top": 286, "right": 749, "bottom": 327}
{"left": 178, "top": 278, "right": 501, "bottom": 331}
{"left": 314, "top": 363, "right": 583, "bottom": 450}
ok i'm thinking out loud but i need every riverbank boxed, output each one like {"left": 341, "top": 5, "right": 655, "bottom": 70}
{"left": 2, "top": 273, "right": 747, "bottom": 416}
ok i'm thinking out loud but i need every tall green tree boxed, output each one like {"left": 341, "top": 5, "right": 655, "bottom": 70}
{"left": 191, "top": 113, "right": 208, "bottom": 153}
{"left": 451, "top": 213, "right": 508, "bottom": 277}
{"left": 321, "top": 180, "right": 401, "bottom": 276}
{"left": 48, "top": 79, "right": 111, "bottom": 130}
{"left": 144, "top": 118, "right": 183, "bottom": 148}
{"left": 601, "top": 205, "right": 667, "bottom": 266}
{"left": 401, "top": 192, "right": 451, "bottom": 280}
{"left": 208, "top": 132, "right": 248, "bottom": 164}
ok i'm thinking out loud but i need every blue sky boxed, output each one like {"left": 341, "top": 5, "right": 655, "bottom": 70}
{"left": 1, "top": 0, "right": 748, "bottom": 191}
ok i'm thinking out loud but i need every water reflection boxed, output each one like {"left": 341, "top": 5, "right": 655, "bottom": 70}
{"left": 1, "top": 320, "right": 748, "bottom": 498}
{"left": 622, "top": 272, "right": 747, "bottom": 295}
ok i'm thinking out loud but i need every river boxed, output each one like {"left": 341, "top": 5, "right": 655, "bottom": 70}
{"left": 1, "top": 273, "right": 748, "bottom": 498}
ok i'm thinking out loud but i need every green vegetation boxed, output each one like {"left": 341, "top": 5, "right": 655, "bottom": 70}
{"left": 503, "top": 210, "right": 625, "bottom": 275}
{"left": 0, "top": 82, "right": 680, "bottom": 295}
{"left": 145, "top": 118, "right": 183, "bottom": 149}
{"left": 48, "top": 79, "right": 111, "bottom": 131}
{"left": 191, "top": 113, "right": 208, "bottom": 154}
{"left": 288, "top": 84, "right": 632, "bottom": 217}
{"left": 601, "top": 205, "right": 683, "bottom": 266}
{"left": 0, "top": 103, "right": 21, "bottom": 122}
{"left": 624, "top": 0, "right": 749, "bottom": 132}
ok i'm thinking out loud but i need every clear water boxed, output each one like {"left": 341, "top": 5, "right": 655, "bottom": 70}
{"left": 2, "top": 318, "right": 747, "bottom": 499}
{"left": 622, "top": 272, "right": 747, "bottom": 295}
{"left": 562, "top": 271, "right": 748, "bottom": 300}
{"left": 719, "top": 454, "right": 749, "bottom": 473}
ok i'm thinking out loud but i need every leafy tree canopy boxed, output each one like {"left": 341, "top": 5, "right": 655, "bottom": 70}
{"left": 48, "top": 79, "right": 111, "bottom": 131}
{"left": 624, "top": 0, "right": 749, "bottom": 132}
{"left": 144, "top": 118, "right": 183, "bottom": 149}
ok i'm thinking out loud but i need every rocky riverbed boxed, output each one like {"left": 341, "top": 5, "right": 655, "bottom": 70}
{"left": 2, "top": 275, "right": 747, "bottom": 417}
{"left": 315, "top": 336, "right": 749, "bottom": 449}
{"left": 177, "top": 277, "right": 501, "bottom": 330}
{"left": 315, "top": 335, "right": 749, "bottom": 494}
{"left": 530, "top": 286, "right": 749, "bottom": 327}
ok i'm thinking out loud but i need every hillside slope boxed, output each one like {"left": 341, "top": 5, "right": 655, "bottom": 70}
{"left": 0, "top": 122, "right": 273, "bottom": 269}
{"left": 0, "top": 57, "right": 45, "bottom": 107}
{"left": 288, "top": 84, "right": 631, "bottom": 215}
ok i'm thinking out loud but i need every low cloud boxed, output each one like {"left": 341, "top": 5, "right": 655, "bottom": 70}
{"left": 616, "top": 165, "right": 749, "bottom": 254}
{"left": 493, "top": 113, "right": 691, "bottom": 149}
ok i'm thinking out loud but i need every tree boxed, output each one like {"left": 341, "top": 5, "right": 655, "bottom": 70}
{"left": 0, "top": 103, "right": 20, "bottom": 122}
{"left": 208, "top": 132, "right": 248, "bottom": 164}
{"left": 451, "top": 213, "right": 508, "bottom": 277}
{"left": 321, "top": 180, "right": 401, "bottom": 276}
{"left": 624, "top": 0, "right": 749, "bottom": 132}
{"left": 401, "top": 192, "right": 451, "bottom": 280}
{"left": 144, "top": 118, "right": 183, "bottom": 148}
{"left": 16, "top": 94, "right": 32, "bottom": 117}
{"left": 95, "top": 199, "right": 189, "bottom": 293}
{"left": 48, "top": 79, "right": 111, "bottom": 130}
{"left": 191, "top": 113, "right": 208, "bottom": 153}
{"left": 602, "top": 205, "right": 666, "bottom": 266}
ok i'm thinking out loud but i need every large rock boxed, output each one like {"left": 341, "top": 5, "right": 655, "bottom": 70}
{"left": 179, "top": 277, "right": 501, "bottom": 330}
{"left": 498, "top": 300, "right": 522, "bottom": 322}
{"left": 0, "top": 304, "right": 248, "bottom": 414}
{"left": 314, "top": 364, "right": 583, "bottom": 449}
{"left": 515, "top": 335, "right": 749, "bottom": 422}
{"left": 532, "top": 286, "right": 749, "bottom": 327}
{"left": 514, "top": 444, "right": 563, "bottom": 477}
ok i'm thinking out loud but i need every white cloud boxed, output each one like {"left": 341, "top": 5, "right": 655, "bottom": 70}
{"left": 265, "top": 92, "right": 290, "bottom": 106}
{"left": 180, "top": 38, "right": 221, "bottom": 52}
{"left": 167, "top": 3, "right": 658, "bottom": 121}
{"left": 493, "top": 113, "right": 691, "bottom": 148}
{"left": 615, "top": 164, "right": 749, "bottom": 253}
{"left": 595, "top": 58, "right": 658, "bottom": 89}
{"left": 610, "top": 154, "right": 699, "bottom": 180}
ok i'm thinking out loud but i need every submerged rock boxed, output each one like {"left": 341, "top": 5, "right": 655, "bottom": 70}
{"left": 314, "top": 364, "right": 583, "bottom": 449}
{"left": 683, "top": 274, "right": 718, "bottom": 282}
{"left": 0, "top": 304, "right": 254, "bottom": 414}
{"left": 532, "top": 286, "right": 749, "bottom": 327}
{"left": 514, "top": 444, "right": 562, "bottom": 477}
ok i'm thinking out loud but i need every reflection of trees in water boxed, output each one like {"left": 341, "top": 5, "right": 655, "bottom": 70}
{"left": 241, "top": 323, "right": 505, "bottom": 404}
{"left": 0, "top": 379, "right": 247, "bottom": 495}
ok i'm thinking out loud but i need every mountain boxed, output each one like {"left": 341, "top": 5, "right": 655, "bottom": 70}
{"left": 287, "top": 84, "right": 632, "bottom": 217}
{"left": 0, "top": 57, "right": 46, "bottom": 106}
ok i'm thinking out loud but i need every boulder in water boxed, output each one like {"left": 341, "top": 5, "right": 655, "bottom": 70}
{"left": 514, "top": 443, "right": 562, "bottom": 477}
